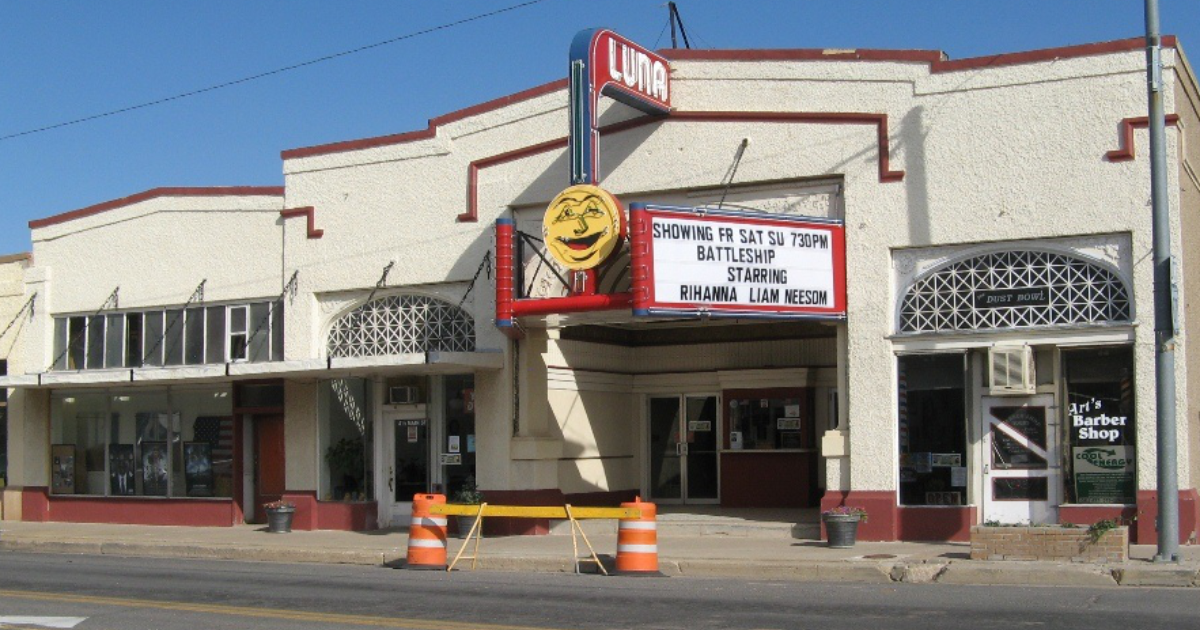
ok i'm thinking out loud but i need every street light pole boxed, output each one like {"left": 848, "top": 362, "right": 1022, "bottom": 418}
{"left": 1144, "top": 0, "right": 1179, "bottom": 563}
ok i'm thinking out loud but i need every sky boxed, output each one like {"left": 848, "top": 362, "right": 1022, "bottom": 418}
{"left": 1, "top": 1, "right": 1197, "bottom": 256}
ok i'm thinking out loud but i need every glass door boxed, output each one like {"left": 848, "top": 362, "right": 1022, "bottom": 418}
{"left": 647, "top": 394, "right": 719, "bottom": 503}
{"left": 982, "top": 395, "right": 1058, "bottom": 524}
{"left": 648, "top": 397, "right": 682, "bottom": 501}
{"left": 384, "top": 410, "right": 430, "bottom": 526}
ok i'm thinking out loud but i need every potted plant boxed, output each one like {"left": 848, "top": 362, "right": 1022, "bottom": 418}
{"left": 263, "top": 499, "right": 296, "bottom": 533}
{"left": 324, "top": 437, "right": 365, "bottom": 501}
{"left": 450, "top": 475, "right": 483, "bottom": 538}
{"left": 821, "top": 505, "right": 867, "bottom": 548}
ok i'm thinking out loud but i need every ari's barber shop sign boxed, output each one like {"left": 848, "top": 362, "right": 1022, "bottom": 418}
{"left": 1069, "top": 397, "right": 1135, "bottom": 504}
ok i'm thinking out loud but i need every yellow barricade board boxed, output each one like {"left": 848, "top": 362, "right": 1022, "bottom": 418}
{"left": 429, "top": 504, "right": 640, "bottom": 519}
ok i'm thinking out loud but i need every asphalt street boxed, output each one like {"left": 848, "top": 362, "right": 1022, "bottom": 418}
{"left": 0, "top": 552, "right": 1195, "bottom": 630}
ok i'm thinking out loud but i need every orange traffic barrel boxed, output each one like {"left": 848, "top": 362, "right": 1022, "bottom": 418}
{"left": 616, "top": 498, "right": 663, "bottom": 576}
{"left": 405, "top": 493, "right": 448, "bottom": 570}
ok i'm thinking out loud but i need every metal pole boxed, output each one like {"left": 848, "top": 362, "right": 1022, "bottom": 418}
{"left": 1145, "top": 0, "right": 1179, "bottom": 563}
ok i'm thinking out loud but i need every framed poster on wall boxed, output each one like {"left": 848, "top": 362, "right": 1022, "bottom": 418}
{"left": 51, "top": 444, "right": 76, "bottom": 494}
{"left": 108, "top": 444, "right": 135, "bottom": 496}
{"left": 183, "top": 442, "right": 214, "bottom": 497}
{"left": 141, "top": 441, "right": 169, "bottom": 496}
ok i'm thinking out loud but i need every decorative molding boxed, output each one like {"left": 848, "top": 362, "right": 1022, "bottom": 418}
{"left": 463, "top": 110, "right": 904, "bottom": 222}
{"left": 29, "top": 186, "right": 285, "bottom": 230}
{"left": 1106, "top": 114, "right": 1181, "bottom": 162}
{"left": 280, "top": 206, "right": 324, "bottom": 239}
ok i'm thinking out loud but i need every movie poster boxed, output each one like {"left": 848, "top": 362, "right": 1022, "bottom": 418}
{"left": 183, "top": 442, "right": 213, "bottom": 497}
{"left": 51, "top": 444, "right": 76, "bottom": 494}
{"left": 141, "top": 441, "right": 169, "bottom": 496}
{"left": 108, "top": 444, "right": 135, "bottom": 496}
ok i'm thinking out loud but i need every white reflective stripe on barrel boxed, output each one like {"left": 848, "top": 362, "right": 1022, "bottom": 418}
{"left": 412, "top": 516, "right": 448, "bottom": 527}
{"left": 618, "top": 520, "right": 657, "bottom": 530}
{"left": 617, "top": 544, "right": 658, "bottom": 553}
{"left": 408, "top": 538, "right": 447, "bottom": 548}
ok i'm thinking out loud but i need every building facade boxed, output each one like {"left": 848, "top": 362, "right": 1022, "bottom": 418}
{"left": 2, "top": 34, "right": 1198, "bottom": 543}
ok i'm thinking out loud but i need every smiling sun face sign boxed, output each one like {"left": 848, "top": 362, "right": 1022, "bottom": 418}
{"left": 542, "top": 185, "right": 625, "bottom": 271}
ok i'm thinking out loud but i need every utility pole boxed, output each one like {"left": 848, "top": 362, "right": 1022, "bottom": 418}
{"left": 1144, "top": 0, "right": 1179, "bottom": 563}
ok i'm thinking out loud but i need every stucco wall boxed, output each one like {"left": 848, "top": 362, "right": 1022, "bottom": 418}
{"left": 8, "top": 38, "right": 1197, "bottom": 505}
{"left": 1175, "top": 50, "right": 1200, "bottom": 495}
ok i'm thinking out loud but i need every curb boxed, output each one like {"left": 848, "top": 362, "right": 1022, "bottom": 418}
{"left": 3, "top": 538, "right": 1197, "bottom": 587}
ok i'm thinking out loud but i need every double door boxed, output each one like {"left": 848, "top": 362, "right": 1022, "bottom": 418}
{"left": 647, "top": 395, "right": 719, "bottom": 503}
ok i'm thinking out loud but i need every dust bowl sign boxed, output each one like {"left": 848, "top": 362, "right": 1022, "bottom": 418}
{"left": 630, "top": 204, "right": 846, "bottom": 319}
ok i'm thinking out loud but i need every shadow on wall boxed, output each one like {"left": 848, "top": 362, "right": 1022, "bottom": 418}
{"left": 900, "top": 106, "right": 932, "bottom": 247}
{"left": 549, "top": 386, "right": 638, "bottom": 504}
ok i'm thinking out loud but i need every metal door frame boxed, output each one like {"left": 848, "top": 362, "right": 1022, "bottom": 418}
{"left": 643, "top": 392, "right": 721, "bottom": 505}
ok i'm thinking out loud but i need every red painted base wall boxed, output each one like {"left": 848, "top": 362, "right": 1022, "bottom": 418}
{"left": 824, "top": 488, "right": 1200, "bottom": 543}
{"left": 31, "top": 487, "right": 240, "bottom": 527}
{"left": 721, "top": 452, "right": 818, "bottom": 507}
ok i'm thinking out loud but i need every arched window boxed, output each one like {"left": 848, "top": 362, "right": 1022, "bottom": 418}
{"left": 898, "top": 250, "right": 1131, "bottom": 334}
{"left": 327, "top": 294, "right": 475, "bottom": 358}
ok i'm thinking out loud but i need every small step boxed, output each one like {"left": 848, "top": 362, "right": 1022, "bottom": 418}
{"left": 549, "top": 510, "right": 820, "bottom": 539}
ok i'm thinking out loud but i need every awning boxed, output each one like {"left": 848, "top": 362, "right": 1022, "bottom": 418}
{"left": 0, "top": 350, "right": 504, "bottom": 389}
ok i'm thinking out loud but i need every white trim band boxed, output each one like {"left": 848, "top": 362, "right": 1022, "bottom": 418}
{"left": 617, "top": 544, "right": 658, "bottom": 554}
{"left": 618, "top": 520, "right": 658, "bottom": 531}
{"left": 412, "top": 516, "right": 448, "bottom": 527}
{"left": 408, "top": 538, "right": 447, "bottom": 549}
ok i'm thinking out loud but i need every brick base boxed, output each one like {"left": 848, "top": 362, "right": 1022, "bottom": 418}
{"left": 969, "top": 525, "right": 1128, "bottom": 563}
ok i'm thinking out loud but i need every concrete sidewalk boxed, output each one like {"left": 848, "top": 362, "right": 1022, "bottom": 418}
{"left": 1, "top": 520, "right": 1197, "bottom": 588}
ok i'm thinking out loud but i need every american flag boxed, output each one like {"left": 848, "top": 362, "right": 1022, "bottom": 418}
{"left": 193, "top": 416, "right": 234, "bottom": 472}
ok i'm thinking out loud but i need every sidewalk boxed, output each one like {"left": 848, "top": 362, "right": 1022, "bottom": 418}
{"left": 1, "top": 520, "right": 1197, "bottom": 588}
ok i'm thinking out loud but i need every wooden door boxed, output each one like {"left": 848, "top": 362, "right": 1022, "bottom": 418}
{"left": 253, "top": 414, "right": 286, "bottom": 523}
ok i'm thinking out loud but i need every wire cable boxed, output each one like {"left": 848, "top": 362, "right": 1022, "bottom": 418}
{"left": 0, "top": 0, "right": 553, "bottom": 142}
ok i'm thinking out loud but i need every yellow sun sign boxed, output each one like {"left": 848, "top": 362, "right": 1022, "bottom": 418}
{"left": 542, "top": 185, "right": 625, "bottom": 271}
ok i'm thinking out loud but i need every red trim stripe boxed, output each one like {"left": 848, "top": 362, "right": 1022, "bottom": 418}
{"left": 462, "top": 110, "right": 903, "bottom": 222}
{"left": 1106, "top": 114, "right": 1181, "bottom": 162}
{"left": 282, "top": 78, "right": 569, "bottom": 160}
{"left": 30, "top": 186, "right": 284, "bottom": 230}
{"left": 280, "top": 206, "right": 324, "bottom": 239}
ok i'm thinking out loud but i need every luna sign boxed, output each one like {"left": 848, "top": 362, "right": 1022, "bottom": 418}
{"left": 568, "top": 28, "right": 672, "bottom": 185}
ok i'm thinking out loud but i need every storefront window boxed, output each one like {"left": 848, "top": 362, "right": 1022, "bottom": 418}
{"left": 50, "top": 386, "right": 233, "bottom": 498}
{"left": 319, "top": 378, "right": 374, "bottom": 501}
{"left": 725, "top": 390, "right": 812, "bottom": 451}
{"left": 1063, "top": 347, "right": 1135, "bottom": 504}
{"left": 50, "top": 392, "right": 108, "bottom": 495}
{"left": 898, "top": 354, "right": 967, "bottom": 506}
{"left": 443, "top": 374, "right": 476, "bottom": 499}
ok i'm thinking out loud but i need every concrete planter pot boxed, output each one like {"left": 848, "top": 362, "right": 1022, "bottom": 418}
{"left": 822, "top": 514, "right": 862, "bottom": 548}
{"left": 969, "top": 525, "right": 1128, "bottom": 563}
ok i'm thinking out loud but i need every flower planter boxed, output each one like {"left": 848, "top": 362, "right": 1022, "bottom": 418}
{"left": 823, "top": 514, "right": 861, "bottom": 548}
{"left": 265, "top": 506, "right": 296, "bottom": 533}
{"left": 969, "top": 525, "right": 1128, "bottom": 563}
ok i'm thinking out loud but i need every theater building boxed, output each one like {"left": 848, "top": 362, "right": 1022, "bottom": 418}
{"left": 2, "top": 31, "right": 1199, "bottom": 543}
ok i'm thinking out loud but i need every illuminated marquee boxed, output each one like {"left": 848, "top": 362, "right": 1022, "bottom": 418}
{"left": 630, "top": 204, "right": 847, "bottom": 319}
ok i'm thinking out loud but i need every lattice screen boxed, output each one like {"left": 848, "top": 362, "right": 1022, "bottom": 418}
{"left": 898, "top": 250, "right": 1131, "bottom": 334}
{"left": 327, "top": 294, "right": 475, "bottom": 358}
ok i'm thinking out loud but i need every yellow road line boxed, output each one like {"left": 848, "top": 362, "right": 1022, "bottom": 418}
{"left": 0, "top": 589, "right": 558, "bottom": 630}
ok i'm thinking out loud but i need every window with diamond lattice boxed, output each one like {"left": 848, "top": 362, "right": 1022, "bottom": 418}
{"left": 898, "top": 250, "right": 1131, "bottom": 334}
{"left": 327, "top": 295, "right": 475, "bottom": 358}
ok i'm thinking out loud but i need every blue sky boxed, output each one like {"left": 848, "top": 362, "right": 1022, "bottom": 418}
{"left": 1, "top": 1, "right": 1196, "bottom": 256}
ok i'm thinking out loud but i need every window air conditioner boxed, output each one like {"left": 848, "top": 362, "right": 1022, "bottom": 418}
{"left": 389, "top": 386, "right": 419, "bottom": 405}
{"left": 988, "top": 345, "right": 1036, "bottom": 395}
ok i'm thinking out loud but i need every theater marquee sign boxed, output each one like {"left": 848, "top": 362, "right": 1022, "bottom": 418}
{"left": 630, "top": 204, "right": 846, "bottom": 319}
